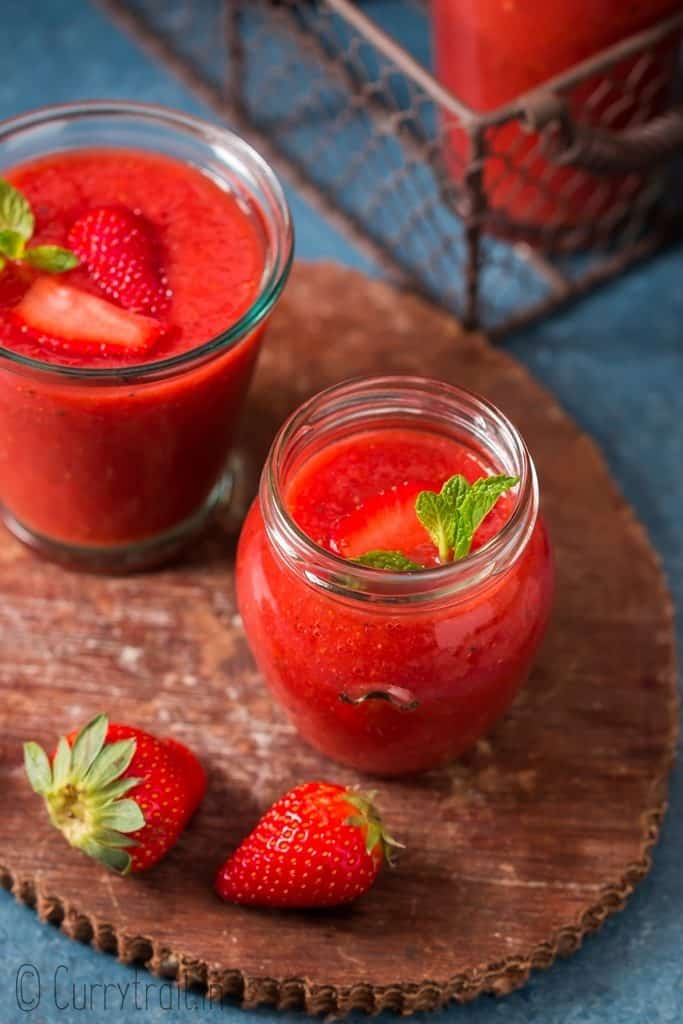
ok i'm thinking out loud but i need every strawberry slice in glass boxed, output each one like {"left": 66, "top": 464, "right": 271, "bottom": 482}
{"left": 329, "top": 479, "right": 438, "bottom": 567}
{"left": 13, "top": 277, "right": 163, "bottom": 354}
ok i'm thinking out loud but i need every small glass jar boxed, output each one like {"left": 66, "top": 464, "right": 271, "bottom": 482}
{"left": 237, "top": 376, "right": 554, "bottom": 776}
{"left": 0, "top": 102, "right": 293, "bottom": 572}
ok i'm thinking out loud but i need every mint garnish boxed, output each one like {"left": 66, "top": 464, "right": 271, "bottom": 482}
{"left": 416, "top": 473, "right": 518, "bottom": 562}
{"left": 24, "top": 245, "right": 79, "bottom": 272}
{"left": 0, "top": 178, "right": 78, "bottom": 273}
{"left": 0, "top": 179, "right": 34, "bottom": 244}
{"left": 356, "top": 550, "right": 422, "bottom": 571}
{"left": 0, "top": 228, "right": 26, "bottom": 260}
{"left": 414, "top": 475, "right": 470, "bottom": 563}
{"left": 357, "top": 472, "right": 519, "bottom": 570}
{"left": 450, "top": 475, "right": 519, "bottom": 560}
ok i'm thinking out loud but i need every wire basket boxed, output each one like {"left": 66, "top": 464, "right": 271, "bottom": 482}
{"left": 101, "top": 0, "right": 683, "bottom": 335}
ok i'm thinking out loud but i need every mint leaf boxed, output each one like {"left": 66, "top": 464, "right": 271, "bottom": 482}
{"left": 24, "top": 245, "right": 79, "bottom": 273}
{"left": 356, "top": 550, "right": 422, "bottom": 571}
{"left": 0, "top": 228, "right": 25, "bottom": 260}
{"left": 416, "top": 473, "right": 518, "bottom": 563}
{"left": 415, "top": 475, "right": 469, "bottom": 561}
{"left": 440, "top": 474, "right": 470, "bottom": 511}
{"left": 453, "top": 475, "right": 519, "bottom": 559}
{"left": 0, "top": 180, "right": 78, "bottom": 276}
{"left": 0, "top": 179, "right": 34, "bottom": 243}
{"left": 414, "top": 491, "right": 450, "bottom": 561}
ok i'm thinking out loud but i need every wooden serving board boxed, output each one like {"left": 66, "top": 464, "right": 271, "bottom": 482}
{"left": 0, "top": 263, "right": 678, "bottom": 1016}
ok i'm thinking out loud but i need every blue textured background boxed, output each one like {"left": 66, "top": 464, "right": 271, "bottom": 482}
{"left": 1, "top": 3, "right": 681, "bottom": 1022}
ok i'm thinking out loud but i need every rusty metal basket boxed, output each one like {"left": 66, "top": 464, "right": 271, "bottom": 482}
{"left": 101, "top": 0, "right": 683, "bottom": 335}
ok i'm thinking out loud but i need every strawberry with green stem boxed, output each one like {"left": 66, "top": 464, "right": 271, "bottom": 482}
{"left": 215, "top": 782, "right": 402, "bottom": 908}
{"left": 23, "top": 714, "right": 206, "bottom": 874}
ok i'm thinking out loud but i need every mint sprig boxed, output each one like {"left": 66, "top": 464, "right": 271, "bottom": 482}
{"left": 357, "top": 472, "right": 519, "bottom": 570}
{"left": 0, "top": 179, "right": 34, "bottom": 243}
{"left": 416, "top": 473, "right": 518, "bottom": 562}
{"left": 450, "top": 475, "right": 518, "bottom": 559}
{"left": 356, "top": 550, "right": 422, "bottom": 571}
{"left": 0, "top": 178, "right": 79, "bottom": 274}
{"left": 24, "top": 245, "right": 79, "bottom": 272}
{"left": 414, "top": 475, "right": 470, "bottom": 562}
{"left": 0, "top": 228, "right": 26, "bottom": 261}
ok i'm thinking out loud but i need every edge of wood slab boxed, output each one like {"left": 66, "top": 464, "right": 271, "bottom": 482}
{"left": 0, "top": 797, "right": 674, "bottom": 1015}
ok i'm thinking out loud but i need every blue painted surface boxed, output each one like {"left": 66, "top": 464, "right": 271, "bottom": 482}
{"left": 0, "top": 2, "right": 681, "bottom": 1022}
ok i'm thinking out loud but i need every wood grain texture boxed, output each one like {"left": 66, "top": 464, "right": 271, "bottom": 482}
{"left": 0, "top": 262, "right": 678, "bottom": 1016}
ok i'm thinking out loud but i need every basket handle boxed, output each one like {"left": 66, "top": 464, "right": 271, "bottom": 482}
{"left": 522, "top": 92, "right": 683, "bottom": 175}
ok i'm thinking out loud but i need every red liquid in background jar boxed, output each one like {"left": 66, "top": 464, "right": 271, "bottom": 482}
{"left": 432, "top": 0, "right": 681, "bottom": 236}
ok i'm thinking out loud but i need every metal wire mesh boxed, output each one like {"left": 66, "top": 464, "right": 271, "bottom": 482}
{"left": 101, "top": 0, "right": 683, "bottom": 335}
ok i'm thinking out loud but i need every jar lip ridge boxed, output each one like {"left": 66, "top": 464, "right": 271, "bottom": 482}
{"left": 260, "top": 375, "right": 540, "bottom": 606}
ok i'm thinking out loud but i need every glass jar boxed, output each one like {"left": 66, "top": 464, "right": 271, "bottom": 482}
{"left": 432, "top": 0, "right": 681, "bottom": 237}
{"left": 0, "top": 102, "right": 293, "bottom": 571}
{"left": 237, "top": 376, "right": 554, "bottom": 776}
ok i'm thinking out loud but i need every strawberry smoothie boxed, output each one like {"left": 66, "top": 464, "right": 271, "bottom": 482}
{"left": 0, "top": 103, "right": 292, "bottom": 569}
{"left": 237, "top": 377, "right": 554, "bottom": 776}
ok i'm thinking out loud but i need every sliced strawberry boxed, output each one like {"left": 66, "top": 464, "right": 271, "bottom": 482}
{"left": 68, "top": 205, "right": 170, "bottom": 317}
{"left": 330, "top": 479, "right": 436, "bottom": 566}
{"left": 13, "top": 277, "right": 163, "bottom": 354}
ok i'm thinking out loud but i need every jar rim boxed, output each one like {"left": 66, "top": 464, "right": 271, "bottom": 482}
{"left": 0, "top": 100, "right": 294, "bottom": 384}
{"left": 261, "top": 375, "right": 540, "bottom": 606}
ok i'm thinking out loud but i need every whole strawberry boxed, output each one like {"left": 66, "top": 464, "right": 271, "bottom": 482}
{"left": 215, "top": 782, "right": 401, "bottom": 908}
{"left": 23, "top": 714, "right": 206, "bottom": 874}
{"left": 68, "top": 205, "right": 171, "bottom": 317}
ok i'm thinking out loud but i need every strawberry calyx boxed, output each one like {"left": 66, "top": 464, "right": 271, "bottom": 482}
{"left": 23, "top": 714, "right": 145, "bottom": 875}
{"left": 342, "top": 787, "right": 404, "bottom": 867}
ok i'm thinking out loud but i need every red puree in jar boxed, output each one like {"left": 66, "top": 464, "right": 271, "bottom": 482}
{"left": 237, "top": 427, "right": 554, "bottom": 776}
{"left": 433, "top": 0, "right": 681, "bottom": 233}
{"left": 0, "top": 149, "right": 266, "bottom": 546}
